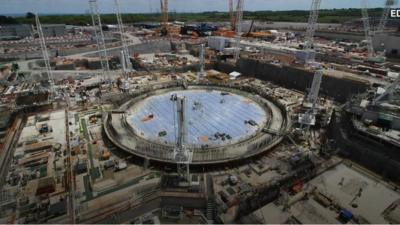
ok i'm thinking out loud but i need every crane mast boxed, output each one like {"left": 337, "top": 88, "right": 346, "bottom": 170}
{"left": 172, "top": 96, "right": 192, "bottom": 183}
{"left": 114, "top": 0, "right": 133, "bottom": 73}
{"left": 229, "top": 0, "right": 236, "bottom": 31}
{"left": 160, "top": 0, "right": 169, "bottom": 35}
{"left": 233, "top": 0, "right": 244, "bottom": 63}
{"left": 35, "top": 14, "right": 56, "bottom": 100}
{"left": 89, "top": 0, "right": 110, "bottom": 86}
{"left": 376, "top": 0, "right": 397, "bottom": 34}
{"left": 299, "top": 0, "right": 323, "bottom": 131}
{"left": 307, "top": 70, "right": 323, "bottom": 105}
{"left": 198, "top": 44, "right": 205, "bottom": 82}
{"left": 304, "top": 0, "right": 321, "bottom": 64}
{"left": 361, "top": 0, "right": 375, "bottom": 60}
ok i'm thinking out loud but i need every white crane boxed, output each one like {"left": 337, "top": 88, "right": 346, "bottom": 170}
{"left": 303, "top": 0, "right": 322, "bottom": 64}
{"left": 361, "top": 0, "right": 375, "bottom": 60}
{"left": 160, "top": 0, "right": 169, "bottom": 36}
{"left": 114, "top": 0, "right": 134, "bottom": 91}
{"left": 361, "top": 0, "right": 397, "bottom": 62}
{"left": 89, "top": 0, "right": 110, "bottom": 87}
{"left": 233, "top": 0, "right": 244, "bottom": 63}
{"left": 172, "top": 96, "right": 192, "bottom": 183}
{"left": 35, "top": 14, "right": 56, "bottom": 100}
{"left": 299, "top": 0, "right": 323, "bottom": 131}
{"left": 376, "top": 0, "right": 398, "bottom": 34}
{"left": 198, "top": 43, "right": 205, "bottom": 82}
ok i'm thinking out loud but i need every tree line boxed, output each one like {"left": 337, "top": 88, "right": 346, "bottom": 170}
{"left": 0, "top": 8, "right": 384, "bottom": 26}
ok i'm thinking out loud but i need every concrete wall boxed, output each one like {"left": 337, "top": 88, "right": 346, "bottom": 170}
{"left": 328, "top": 111, "right": 400, "bottom": 182}
{"left": 42, "top": 25, "right": 66, "bottom": 37}
{"left": 84, "top": 40, "right": 172, "bottom": 58}
{"left": 214, "top": 58, "right": 370, "bottom": 103}
{"left": 0, "top": 24, "right": 32, "bottom": 39}
{"left": 362, "top": 110, "right": 400, "bottom": 130}
{"left": 373, "top": 33, "right": 400, "bottom": 57}
{"left": 129, "top": 40, "right": 172, "bottom": 54}
{"left": 315, "top": 31, "right": 364, "bottom": 42}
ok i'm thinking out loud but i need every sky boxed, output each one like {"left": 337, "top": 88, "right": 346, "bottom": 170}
{"left": 0, "top": 0, "right": 392, "bottom": 15}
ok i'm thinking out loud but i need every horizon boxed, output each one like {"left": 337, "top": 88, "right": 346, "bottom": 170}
{"left": 0, "top": 0, "right": 393, "bottom": 15}
{"left": 0, "top": 7, "right": 390, "bottom": 18}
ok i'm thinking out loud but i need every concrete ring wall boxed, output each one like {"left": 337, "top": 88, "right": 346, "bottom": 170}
{"left": 104, "top": 84, "right": 290, "bottom": 165}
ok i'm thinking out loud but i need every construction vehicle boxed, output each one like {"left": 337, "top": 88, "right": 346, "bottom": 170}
{"left": 180, "top": 23, "right": 217, "bottom": 37}
{"left": 101, "top": 149, "right": 111, "bottom": 160}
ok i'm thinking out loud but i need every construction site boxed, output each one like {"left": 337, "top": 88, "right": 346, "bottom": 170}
{"left": 0, "top": 0, "right": 399, "bottom": 224}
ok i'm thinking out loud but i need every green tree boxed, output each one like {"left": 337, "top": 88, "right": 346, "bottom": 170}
{"left": 26, "top": 12, "right": 35, "bottom": 19}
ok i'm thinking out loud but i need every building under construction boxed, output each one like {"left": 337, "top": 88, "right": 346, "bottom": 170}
{"left": 0, "top": 0, "right": 400, "bottom": 224}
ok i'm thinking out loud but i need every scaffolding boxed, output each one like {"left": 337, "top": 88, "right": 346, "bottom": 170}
{"left": 376, "top": 0, "right": 398, "bottom": 34}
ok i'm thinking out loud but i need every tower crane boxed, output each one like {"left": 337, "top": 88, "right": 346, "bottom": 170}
{"left": 303, "top": 0, "right": 322, "bottom": 64}
{"left": 360, "top": 0, "right": 397, "bottom": 62}
{"left": 376, "top": 0, "right": 398, "bottom": 34}
{"left": 361, "top": 0, "right": 375, "bottom": 60}
{"left": 198, "top": 43, "right": 205, "bottom": 82}
{"left": 229, "top": 0, "right": 236, "bottom": 31}
{"left": 35, "top": 14, "right": 56, "bottom": 100}
{"left": 89, "top": 0, "right": 111, "bottom": 88}
{"left": 172, "top": 95, "right": 193, "bottom": 183}
{"left": 114, "top": 0, "right": 134, "bottom": 91}
{"left": 299, "top": 0, "right": 323, "bottom": 132}
{"left": 160, "top": 0, "right": 169, "bottom": 36}
{"left": 233, "top": 0, "right": 244, "bottom": 63}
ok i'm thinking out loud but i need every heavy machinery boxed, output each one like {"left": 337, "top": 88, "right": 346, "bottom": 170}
{"left": 372, "top": 76, "right": 400, "bottom": 106}
{"left": 180, "top": 23, "right": 217, "bottom": 37}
